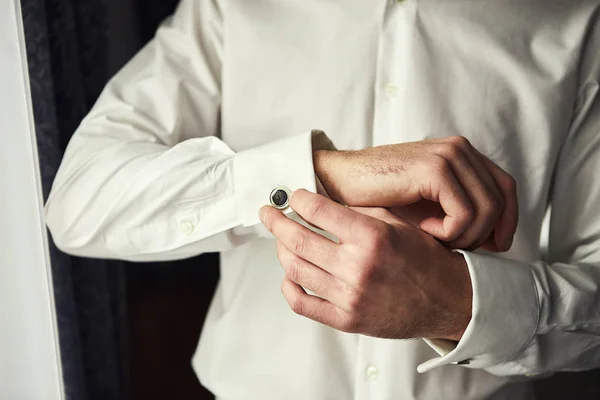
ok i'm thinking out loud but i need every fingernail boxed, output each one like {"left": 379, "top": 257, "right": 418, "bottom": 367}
{"left": 259, "top": 206, "right": 268, "bottom": 223}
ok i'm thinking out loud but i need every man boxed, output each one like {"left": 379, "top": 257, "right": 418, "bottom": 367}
{"left": 45, "top": 0, "right": 600, "bottom": 399}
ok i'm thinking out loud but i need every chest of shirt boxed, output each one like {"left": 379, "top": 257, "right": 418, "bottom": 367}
{"left": 219, "top": 0, "right": 593, "bottom": 171}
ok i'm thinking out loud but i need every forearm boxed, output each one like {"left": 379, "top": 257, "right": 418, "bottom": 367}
{"left": 46, "top": 133, "right": 236, "bottom": 260}
{"left": 46, "top": 129, "right": 324, "bottom": 261}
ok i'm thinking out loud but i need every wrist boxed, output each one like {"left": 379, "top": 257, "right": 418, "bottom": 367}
{"left": 444, "top": 252, "right": 473, "bottom": 341}
{"left": 313, "top": 149, "right": 345, "bottom": 203}
{"left": 423, "top": 251, "right": 472, "bottom": 342}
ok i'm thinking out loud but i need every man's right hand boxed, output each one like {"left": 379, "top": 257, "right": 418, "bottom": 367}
{"left": 312, "top": 136, "right": 518, "bottom": 252}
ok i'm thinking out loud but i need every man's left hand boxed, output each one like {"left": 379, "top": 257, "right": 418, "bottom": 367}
{"left": 260, "top": 189, "right": 472, "bottom": 341}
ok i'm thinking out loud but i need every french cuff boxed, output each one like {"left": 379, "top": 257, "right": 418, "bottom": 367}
{"left": 417, "top": 251, "right": 540, "bottom": 373}
{"left": 233, "top": 130, "right": 335, "bottom": 227}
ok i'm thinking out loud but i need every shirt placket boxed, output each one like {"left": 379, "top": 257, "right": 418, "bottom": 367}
{"left": 354, "top": 335, "right": 379, "bottom": 400}
{"left": 357, "top": 1, "right": 417, "bottom": 399}
{"left": 372, "top": 0, "right": 416, "bottom": 147}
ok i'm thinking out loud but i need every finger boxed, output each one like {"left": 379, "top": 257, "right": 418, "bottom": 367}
{"left": 480, "top": 236, "right": 500, "bottom": 252}
{"left": 454, "top": 141, "right": 502, "bottom": 202}
{"left": 474, "top": 150, "right": 518, "bottom": 252}
{"left": 418, "top": 158, "right": 474, "bottom": 242}
{"left": 281, "top": 277, "right": 356, "bottom": 333}
{"left": 260, "top": 205, "right": 341, "bottom": 275}
{"left": 290, "top": 189, "right": 377, "bottom": 243}
{"left": 443, "top": 139, "right": 504, "bottom": 250}
{"left": 436, "top": 137, "right": 502, "bottom": 202}
{"left": 277, "top": 240, "right": 347, "bottom": 306}
{"left": 433, "top": 137, "right": 510, "bottom": 251}
{"left": 435, "top": 142, "right": 502, "bottom": 249}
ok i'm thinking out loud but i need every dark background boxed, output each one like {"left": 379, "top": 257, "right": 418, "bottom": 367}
{"left": 104, "top": 1, "right": 600, "bottom": 399}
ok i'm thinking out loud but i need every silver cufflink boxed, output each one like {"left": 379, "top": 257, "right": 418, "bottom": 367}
{"left": 451, "top": 360, "right": 471, "bottom": 365}
{"left": 270, "top": 186, "right": 291, "bottom": 209}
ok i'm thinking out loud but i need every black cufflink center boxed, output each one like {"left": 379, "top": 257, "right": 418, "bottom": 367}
{"left": 270, "top": 187, "right": 290, "bottom": 209}
{"left": 272, "top": 190, "right": 288, "bottom": 206}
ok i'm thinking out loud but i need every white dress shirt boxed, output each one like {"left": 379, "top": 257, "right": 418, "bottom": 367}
{"left": 45, "top": 0, "right": 600, "bottom": 399}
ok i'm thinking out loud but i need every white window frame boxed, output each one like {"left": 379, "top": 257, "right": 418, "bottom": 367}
{"left": 0, "top": 0, "right": 64, "bottom": 399}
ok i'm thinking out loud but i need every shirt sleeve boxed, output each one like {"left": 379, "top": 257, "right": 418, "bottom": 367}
{"left": 418, "top": 18, "right": 600, "bottom": 377}
{"left": 44, "top": 0, "right": 334, "bottom": 262}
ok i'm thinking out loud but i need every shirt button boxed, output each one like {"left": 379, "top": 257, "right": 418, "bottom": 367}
{"left": 270, "top": 186, "right": 291, "bottom": 209}
{"left": 180, "top": 220, "right": 195, "bottom": 235}
{"left": 365, "top": 365, "right": 380, "bottom": 381}
{"left": 384, "top": 83, "right": 398, "bottom": 98}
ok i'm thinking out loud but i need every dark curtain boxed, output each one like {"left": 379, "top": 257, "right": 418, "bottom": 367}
{"left": 22, "top": 1, "right": 126, "bottom": 399}
{"left": 22, "top": 0, "right": 218, "bottom": 399}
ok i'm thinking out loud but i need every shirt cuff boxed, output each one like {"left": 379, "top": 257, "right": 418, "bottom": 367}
{"left": 233, "top": 130, "right": 335, "bottom": 228}
{"left": 418, "top": 251, "right": 540, "bottom": 374}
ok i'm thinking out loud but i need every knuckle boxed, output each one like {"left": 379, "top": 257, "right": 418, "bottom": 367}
{"left": 288, "top": 295, "right": 304, "bottom": 315}
{"left": 447, "top": 135, "right": 471, "bottom": 149}
{"left": 437, "top": 227, "right": 457, "bottom": 242}
{"left": 481, "top": 194, "right": 501, "bottom": 216}
{"left": 428, "top": 155, "right": 451, "bottom": 176}
{"left": 344, "top": 287, "right": 364, "bottom": 312}
{"left": 285, "top": 256, "right": 304, "bottom": 282}
{"left": 456, "top": 201, "right": 476, "bottom": 225}
{"left": 464, "top": 202, "right": 476, "bottom": 219}
{"left": 304, "top": 197, "right": 326, "bottom": 221}
{"left": 367, "top": 222, "right": 391, "bottom": 248}
{"left": 262, "top": 210, "right": 274, "bottom": 230}
{"left": 441, "top": 142, "right": 461, "bottom": 159}
{"left": 339, "top": 316, "right": 361, "bottom": 333}
{"left": 358, "top": 227, "right": 391, "bottom": 272}
{"left": 291, "top": 232, "right": 310, "bottom": 256}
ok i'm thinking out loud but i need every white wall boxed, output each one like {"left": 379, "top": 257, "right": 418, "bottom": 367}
{"left": 0, "top": 1, "right": 64, "bottom": 399}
